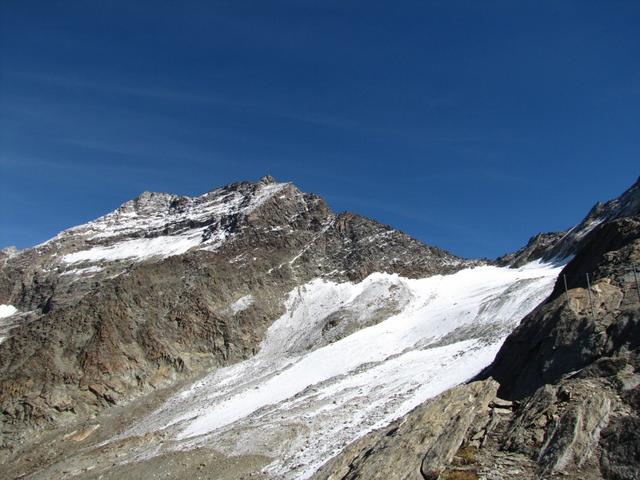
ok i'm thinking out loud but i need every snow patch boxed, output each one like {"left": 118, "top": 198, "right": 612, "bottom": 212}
{"left": 0, "top": 305, "right": 17, "bottom": 318}
{"left": 228, "top": 295, "right": 254, "bottom": 314}
{"left": 0, "top": 304, "right": 19, "bottom": 344}
{"left": 62, "top": 230, "right": 204, "bottom": 264}
{"left": 56, "top": 181, "right": 289, "bottom": 265}
{"left": 60, "top": 266, "right": 104, "bottom": 276}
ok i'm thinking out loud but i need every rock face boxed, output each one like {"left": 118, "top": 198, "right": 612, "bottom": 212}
{"left": 310, "top": 177, "right": 640, "bottom": 480}
{"left": 488, "top": 177, "right": 640, "bottom": 401}
{"left": 495, "top": 231, "right": 565, "bottom": 267}
{"left": 489, "top": 216, "right": 640, "bottom": 400}
{"left": 0, "top": 176, "right": 474, "bottom": 448}
{"left": 316, "top": 373, "right": 631, "bottom": 479}
{"left": 312, "top": 380, "right": 500, "bottom": 480}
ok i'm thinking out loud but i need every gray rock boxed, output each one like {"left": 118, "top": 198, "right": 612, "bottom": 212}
{"left": 311, "top": 380, "right": 499, "bottom": 480}
{"left": 487, "top": 216, "right": 640, "bottom": 400}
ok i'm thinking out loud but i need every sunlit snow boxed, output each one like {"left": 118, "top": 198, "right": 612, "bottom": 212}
{"left": 0, "top": 304, "right": 19, "bottom": 344}
{"left": 58, "top": 181, "right": 288, "bottom": 264}
{"left": 0, "top": 305, "right": 17, "bottom": 318}
{"left": 120, "top": 261, "right": 561, "bottom": 478}
{"left": 62, "top": 229, "right": 204, "bottom": 264}
{"left": 228, "top": 295, "right": 254, "bottom": 314}
{"left": 60, "top": 265, "right": 104, "bottom": 276}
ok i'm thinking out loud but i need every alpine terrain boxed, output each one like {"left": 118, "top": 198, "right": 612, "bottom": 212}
{"left": 1, "top": 175, "right": 639, "bottom": 480}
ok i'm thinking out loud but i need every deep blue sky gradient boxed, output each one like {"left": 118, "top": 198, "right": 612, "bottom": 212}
{"left": 1, "top": 1, "right": 639, "bottom": 258}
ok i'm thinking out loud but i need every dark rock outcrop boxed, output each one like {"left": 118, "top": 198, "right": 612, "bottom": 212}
{"left": 496, "top": 231, "right": 565, "bottom": 267}
{"left": 488, "top": 215, "right": 640, "bottom": 401}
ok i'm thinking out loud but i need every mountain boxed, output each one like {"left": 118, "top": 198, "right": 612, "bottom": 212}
{"left": 0, "top": 177, "right": 475, "bottom": 458}
{"left": 1, "top": 176, "right": 638, "bottom": 480}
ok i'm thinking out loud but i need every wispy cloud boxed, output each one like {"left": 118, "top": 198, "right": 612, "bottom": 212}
{"left": 6, "top": 70, "right": 237, "bottom": 106}
{"left": 411, "top": 168, "right": 538, "bottom": 186}
{"left": 4, "top": 69, "right": 362, "bottom": 131}
{"left": 3, "top": 69, "right": 510, "bottom": 148}
{"left": 1, "top": 153, "right": 167, "bottom": 179}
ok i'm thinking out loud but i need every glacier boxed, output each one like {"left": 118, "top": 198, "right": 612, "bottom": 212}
{"left": 115, "top": 260, "right": 562, "bottom": 478}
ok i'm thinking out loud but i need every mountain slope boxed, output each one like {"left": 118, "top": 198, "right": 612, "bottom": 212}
{"left": 489, "top": 215, "right": 640, "bottom": 400}
{"left": 1, "top": 260, "right": 560, "bottom": 480}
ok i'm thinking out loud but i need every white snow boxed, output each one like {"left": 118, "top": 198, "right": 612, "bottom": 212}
{"left": 57, "top": 181, "right": 288, "bottom": 265}
{"left": 228, "top": 295, "right": 254, "bottom": 314}
{"left": 0, "top": 305, "right": 17, "bottom": 319}
{"left": 573, "top": 218, "right": 605, "bottom": 240}
{"left": 62, "top": 230, "right": 204, "bottom": 264}
{"left": 119, "top": 261, "right": 562, "bottom": 478}
{"left": 60, "top": 266, "right": 104, "bottom": 276}
{"left": 0, "top": 304, "right": 19, "bottom": 344}
{"left": 246, "top": 182, "right": 288, "bottom": 211}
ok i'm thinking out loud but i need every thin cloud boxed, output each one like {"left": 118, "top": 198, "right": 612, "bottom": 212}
{"left": 2, "top": 154, "right": 164, "bottom": 178}
{"left": 4, "top": 69, "right": 357, "bottom": 129}
{"left": 6, "top": 70, "right": 238, "bottom": 106}
{"left": 412, "top": 169, "right": 537, "bottom": 186}
{"left": 4, "top": 69, "right": 498, "bottom": 145}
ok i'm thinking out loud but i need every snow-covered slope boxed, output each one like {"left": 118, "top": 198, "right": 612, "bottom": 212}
{"left": 118, "top": 260, "right": 561, "bottom": 478}
{"left": 53, "top": 180, "right": 288, "bottom": 265}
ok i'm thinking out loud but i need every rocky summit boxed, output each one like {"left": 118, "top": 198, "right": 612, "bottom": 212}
{"left": 1, "top": 176, "right": 639, "bottom": 480}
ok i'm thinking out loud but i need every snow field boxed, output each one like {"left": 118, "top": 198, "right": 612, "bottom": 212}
{"left": 120, "top": 261, "right": 562, "bottom": 478}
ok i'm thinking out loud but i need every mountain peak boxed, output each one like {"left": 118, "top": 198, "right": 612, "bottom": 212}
{"left": 5, "top": 176, "right": 469, "bottom": 302}
{"left": 118, "top": 190, "right": 178, "bottom": 215}
{"left": 498, "top": 177, "right": 640, "bottom": 266}
{"left": 259, "top": 174, "right": 278, "bottom": 185}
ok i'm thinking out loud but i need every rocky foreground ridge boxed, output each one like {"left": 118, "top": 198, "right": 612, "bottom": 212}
{"left": 0, "top": 176, "right": 639, "bottom": 480}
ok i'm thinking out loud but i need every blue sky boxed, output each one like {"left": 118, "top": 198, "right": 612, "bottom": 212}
{"left": 1, "top": 1, "right": 638, "bottom": 259}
